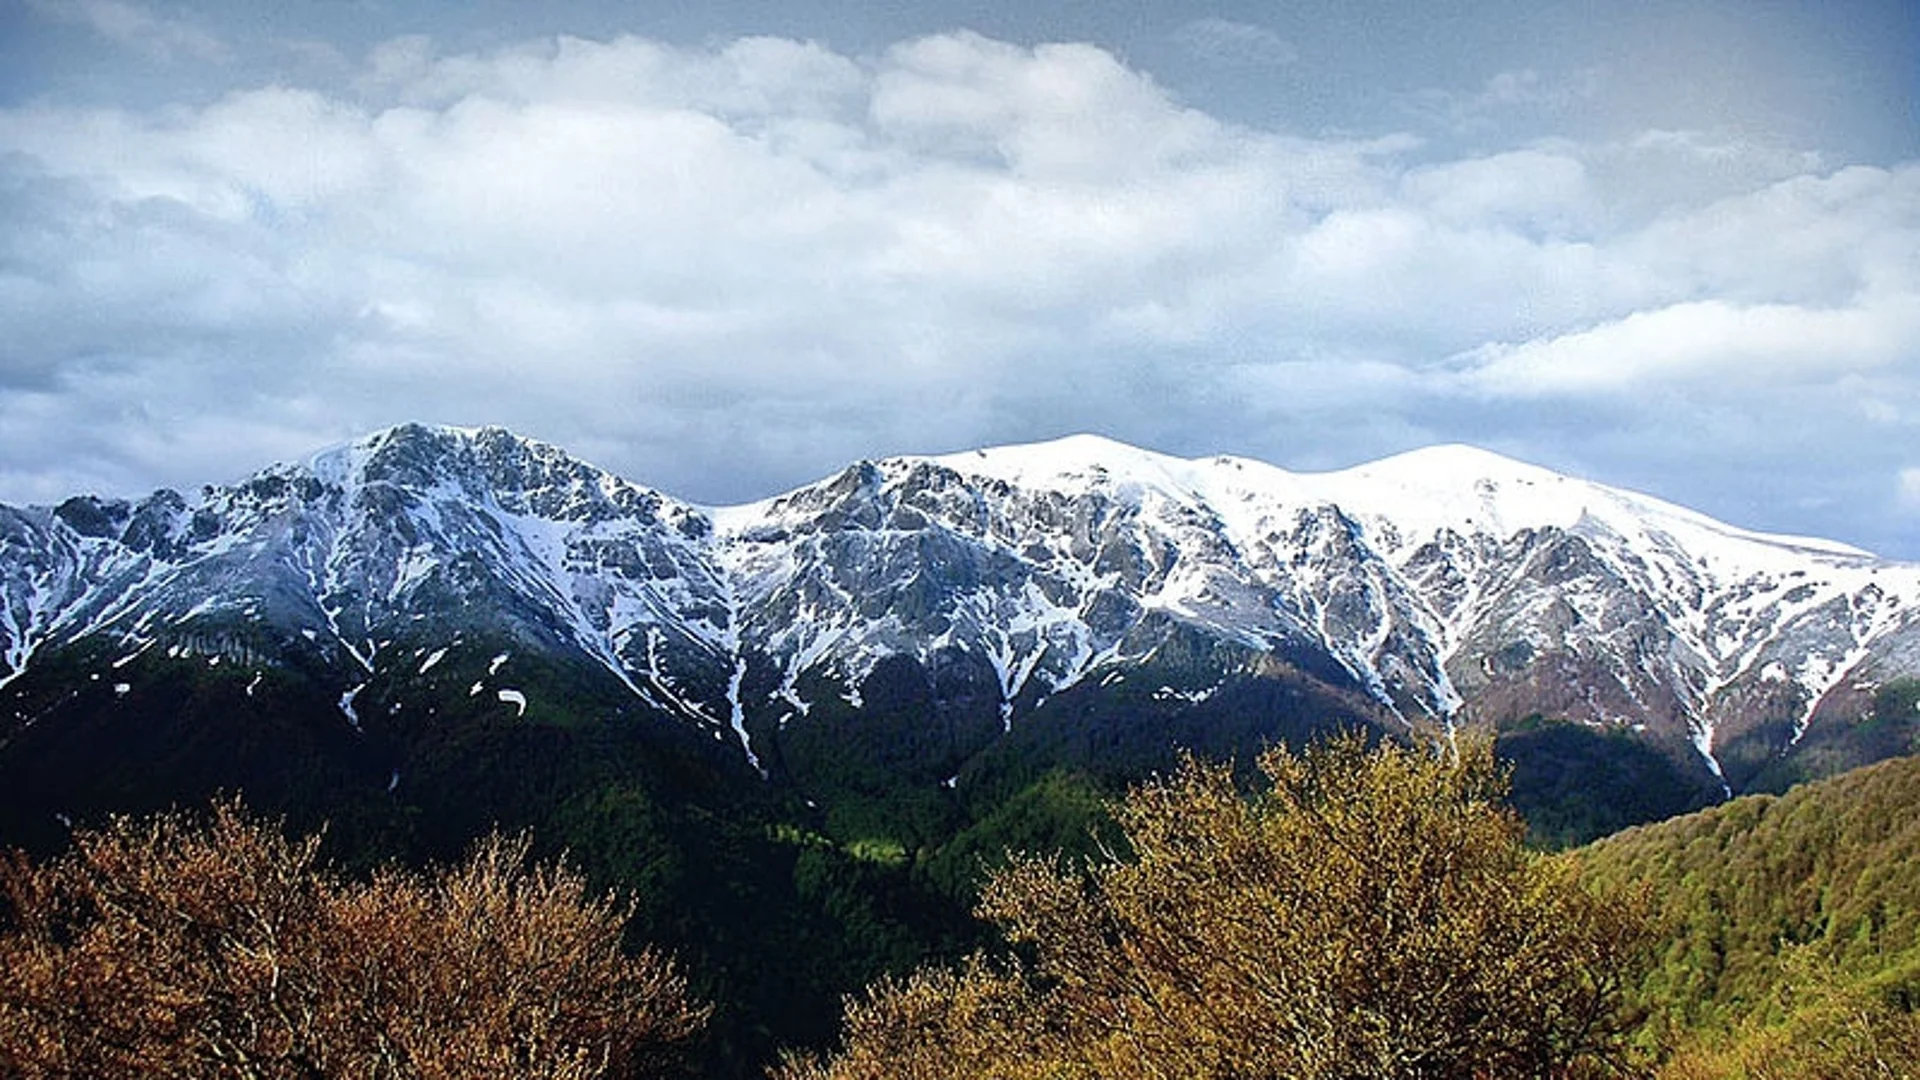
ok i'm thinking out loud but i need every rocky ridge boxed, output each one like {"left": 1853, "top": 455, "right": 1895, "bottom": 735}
{"left": 4, "top": 424, "right": 1917, "bottom": 802}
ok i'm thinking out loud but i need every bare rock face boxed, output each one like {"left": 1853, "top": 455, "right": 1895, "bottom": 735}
{"left": 3, "top": 426, "right": 1917, "bottom": 824}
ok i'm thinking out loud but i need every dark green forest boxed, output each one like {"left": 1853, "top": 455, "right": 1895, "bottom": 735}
{"left": 5, "top": 654, "right": 1920, "bottom": 1076}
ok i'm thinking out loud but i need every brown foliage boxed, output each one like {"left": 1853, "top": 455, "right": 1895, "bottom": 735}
{"left": 0, "top": 799, "right": 707, "bottom": 1079}
{"left": 774, "top": 956, "right": 1065, "bottom": 1080}
{"left": 783, "top": 733, "right": 1652, "bottom": 1080}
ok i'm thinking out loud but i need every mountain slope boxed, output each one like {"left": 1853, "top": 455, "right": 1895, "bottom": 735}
{"left": 3, "top": 423, "right": 1917, "bottom": 1075}
{"left": 3, "top": 423, "right": 1918, "bottom": 838}
{"left": 1579, "top": 746, "right": 1920, "bottom": 1040}
{"left": 718, "top": 432, "right": 1919, "bottom": 797}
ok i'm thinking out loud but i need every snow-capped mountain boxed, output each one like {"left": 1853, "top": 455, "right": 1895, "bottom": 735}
{"left": 4, "top": 424, "right": 1917, "bottom": 813}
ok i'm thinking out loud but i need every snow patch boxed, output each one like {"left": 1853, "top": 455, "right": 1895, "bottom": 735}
{"left": 111, "top": 644, "right": 152, "bottom": 669}
{"left": 497, "top": 688, "right": 527, "bottom": 716}
{"left": 339, "top": 684, "right": 365, "bottom": 732}
{"left": 1688, "top": 718, "right": 1731, "bottom": 799}
{"left": 1153, "top": 684, "right": 1221, "bottom": 704}
{"left": 728, "top": 657, "right": 763, "bottom": 775}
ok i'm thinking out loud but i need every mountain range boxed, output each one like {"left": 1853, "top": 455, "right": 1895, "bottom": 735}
{"left": 7, "top": 422, "right": 1920, "bottom": 1072}
{"left": 4, "top": 423, "right": 1918, "bottom": 848}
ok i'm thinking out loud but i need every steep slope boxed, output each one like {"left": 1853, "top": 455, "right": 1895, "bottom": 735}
{"left": 718, "top": 434, "right": 1919, "bottom": 799}
{"left": 3, "top": 423, "right": 1916, "bottom": 1076}
{"left": 0, "top": 425, "right": 739, "bottom": 715}
{"left": 3, "top": 425, "right": 1917, "bottom": 841}
{"left": 0, "top": 426, "right": 764, "bottom": 850}
{"left": 1580, "top": 743, "right": 1920, "bottom": 1038}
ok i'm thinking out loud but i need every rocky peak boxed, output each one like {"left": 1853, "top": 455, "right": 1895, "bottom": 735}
{"left": 3, "top": 426, "right": 1917, "bottom": 799}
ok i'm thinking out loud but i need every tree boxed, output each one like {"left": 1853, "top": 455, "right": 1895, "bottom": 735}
{"left": 0, "top": 799, "right": 707, "bottom": 1079}
{"left": 783, "top": 732, "right": 1652, "bottom": 1080}
{"left": 1658, "top": 945, "right": 1920, "bottom": 1080}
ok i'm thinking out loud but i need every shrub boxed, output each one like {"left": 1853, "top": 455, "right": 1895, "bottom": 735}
{"left": 0, "top": 799, "right": 707, "bottom": 1079}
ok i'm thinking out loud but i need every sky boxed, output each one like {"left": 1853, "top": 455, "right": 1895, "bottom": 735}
{"left": 1, "top": 0, "right": 1917, "bottom": 558}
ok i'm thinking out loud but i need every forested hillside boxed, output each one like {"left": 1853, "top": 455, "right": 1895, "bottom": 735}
{"left": 1581, "top": 747, "right": 1920, "bottom": 1075}
{"left": 8, "top": 732, "right": 1920, "bottom": 1077}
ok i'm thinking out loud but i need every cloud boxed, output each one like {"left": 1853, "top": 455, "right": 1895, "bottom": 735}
{"left": 1460, "top": 295, "right": 1920, "bottom": 396}
{"left": 1406, "top": 68, "right": 1602, "bottom": 134}
{"left": 0, "top": 30, "right": 1916, "bottom": 557}
{"left": 26, "top": 0, "right": 227, "bottom": 63}
{"left": 1450, "top": 162, "right": 1920, "bottom": 398}
{"left": 1400, "top": 150, "right": 1596, "bottom": 235}
{"left": 1173, "top": 18, "right": 1298, "bottom": 67}
{"left": 1902, "top": 468, "right": 1920, "bottom": 514}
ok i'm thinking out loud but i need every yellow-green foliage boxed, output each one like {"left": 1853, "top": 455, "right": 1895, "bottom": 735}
{"left": 1658, "top": 946, "right": 1920, "bottom": 1079}
{"left": 1583, "top": 754, "right": 1920, "bottom": 1037}
{"left": 784, "top": 733, "right": 1652, "bottom": 1080}
{"left": 774, "top": 956, "right": 1063, "bottom": 1080}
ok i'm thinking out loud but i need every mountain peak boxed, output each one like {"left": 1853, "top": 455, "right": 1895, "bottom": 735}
{"left": 307, "top": 423, "right": 521, "bottom": 475}
{"left": 300, "top": 423, "right": 619, "bottom": 498}
{"left": 1343, "top": 442, "right": 1556, "bottom": 481}
{"left": 307, "top": 423, "right": 462, "bottom": 487}
{"left": 4, "top": 424, "right": 1919, "bottom": 811}
{"left": 929, "top": 432, "right": 1184, "bottom": 487}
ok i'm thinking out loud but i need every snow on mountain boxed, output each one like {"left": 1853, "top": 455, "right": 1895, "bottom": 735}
{"left": 4, "top": 425, "right": 1918, "bottom": 796}
{"left": 908, "top": 435, "right": 1919, "bottom": 785}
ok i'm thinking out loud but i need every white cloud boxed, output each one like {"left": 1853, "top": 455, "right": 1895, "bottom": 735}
{"left": 1400, "top": 150, "right": 1596, "bottom": 236}
{"left": 870, "top": 32, "right": 1222, "bottom": 179}
{"left": 1173, "top": 18, "right": 1298, "bottom": 67}
{"left": 1406, "top": 68, "right": 1602, "bottom": 133}
{"left": 1461, "top": 295, "right": 1920, "bottom": 396}
{"left": 0, "top": 30, "right": 1916, "bottom": 555}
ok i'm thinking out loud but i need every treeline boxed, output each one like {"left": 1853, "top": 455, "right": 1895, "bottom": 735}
{"left": 6, "top": 736, "right": 1920, "bottom": 1077}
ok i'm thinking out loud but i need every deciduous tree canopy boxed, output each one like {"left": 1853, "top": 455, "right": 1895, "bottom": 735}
{"left": 782, "top": 732, "right": 1652, "bottom": 1080}
{"left": 0, "top": 800, "right": 707, "bottom": 1079}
